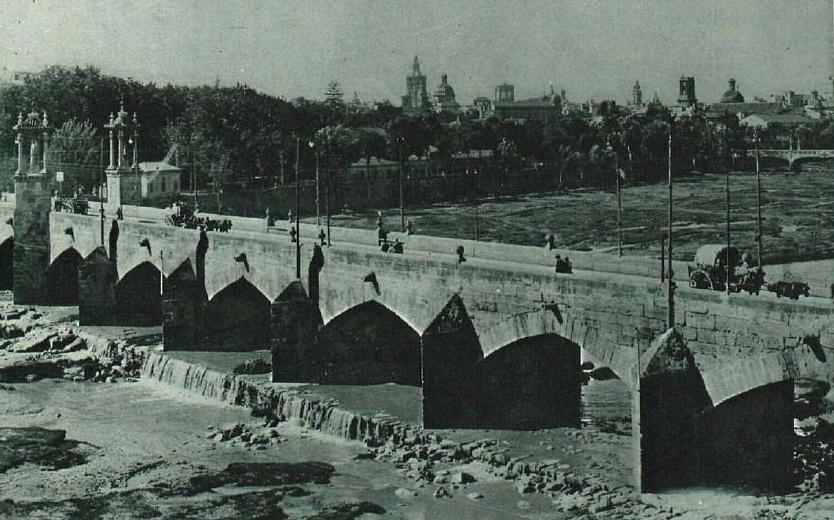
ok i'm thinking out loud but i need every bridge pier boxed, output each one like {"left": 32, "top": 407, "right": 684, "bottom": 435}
{"left": 78, "top": 247, "right": 116, "bottom": 325}
{"left": 421, "top": 295, "right": 482, "bottom": 429}
{"left": 271, "top": 281, "right": 321, "bottom": 382}
{"left": 162, "top": 261, "right": 206, "bottom": 349}
{"left": 633, "top": 327, "right": 795, "bottom": 493}
{"left": 12, "top": 173, "right": 52, "bottom": 305}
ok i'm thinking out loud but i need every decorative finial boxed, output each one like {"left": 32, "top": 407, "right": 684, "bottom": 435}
{"left": 132, "top": 112, "right": 139, "bottom": 126}
{"left": 42, "top": 111, "right": 48, "bottom": 127}
{"left": 109, "top": 112, "right": 115, "bottom": 125}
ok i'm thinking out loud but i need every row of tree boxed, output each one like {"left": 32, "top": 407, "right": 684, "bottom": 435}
{"left": 2, "top": 66, "right": 834, "bottom": 195}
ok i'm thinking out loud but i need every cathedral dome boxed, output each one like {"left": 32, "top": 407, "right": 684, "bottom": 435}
{"left": 721, "top": 79, "right": 745, "bottom": 103}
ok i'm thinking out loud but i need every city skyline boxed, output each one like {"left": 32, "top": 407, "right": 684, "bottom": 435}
{"left": 1, "top": 0, "right": 832, "bottom": 106}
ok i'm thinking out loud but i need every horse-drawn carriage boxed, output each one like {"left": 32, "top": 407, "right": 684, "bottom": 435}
{"left": 53, "top": 196, "right": 89, "bottom": 215}
{"left": 165, "top": 202, "right": 232, "bottom": 232}
{"left": 687, "top": 244, "right": 764, "bottom": 295}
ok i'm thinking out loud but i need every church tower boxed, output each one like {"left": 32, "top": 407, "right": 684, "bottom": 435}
{"left": 402, "top": 56, "right": 430, "bottom": 115}
{"left": 632, "top": 81, "right": 643, "bottom": 105}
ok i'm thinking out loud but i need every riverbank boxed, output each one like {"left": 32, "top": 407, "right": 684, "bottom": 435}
{"left": 1, "top": 297, "right": 833, "bottom": 518}
{"left": 310, "top": 170, "right": 834, "bottom": 267}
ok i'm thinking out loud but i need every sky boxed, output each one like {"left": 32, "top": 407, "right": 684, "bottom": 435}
{"left": 1, "top": 0, "right": 832, "bottom": 106}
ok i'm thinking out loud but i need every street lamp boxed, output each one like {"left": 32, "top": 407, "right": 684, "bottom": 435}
{"left": 666, "top": 128, "right": 674, "bottom": 328}
{"left": 754, "top": 128, "right": 762, "bottom": 276}
{"left": 309, "top": 140, "right": 320, "bottom": 226}
{"left": 294, "top": 136, "right": 301, "bottom": 280}
{"left": 397, "top": 136, "right": 405, "bottom": 232}
{"left": 607, "top": 136, "right": 623, "bottom": 257}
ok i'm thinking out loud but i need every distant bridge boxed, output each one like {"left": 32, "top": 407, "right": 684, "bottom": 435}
{"left": 736, "top": 148, "right": 834, "bottom": 168}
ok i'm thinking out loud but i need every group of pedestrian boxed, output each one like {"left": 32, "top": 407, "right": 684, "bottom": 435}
{"left": 546, "top": 233, "right": 573, "bottom": 274}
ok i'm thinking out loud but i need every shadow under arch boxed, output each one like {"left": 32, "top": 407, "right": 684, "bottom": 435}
{"left": 315, "top": 300, "right": 421, "bottom": 386}
{"left": 115, "top": 261, "right": 162, "bottom": 326}
{"left": 0, "top": 238, "right": 13, "bottom": 290}
{"left": 46, "top": 248, "right": 83, "bottom": 305}
{"left": 474, "top": 333, "right": 581, "bottom": 429}
{"left": 698, "top": 379, "right": 794, "bottom": 492}
{"left": 203, "top": 277, "right": 271, "bottom": 351}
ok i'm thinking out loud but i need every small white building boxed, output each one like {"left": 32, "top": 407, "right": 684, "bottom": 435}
{"left": 138, "top": 161, "right": 182, "bottom": 199}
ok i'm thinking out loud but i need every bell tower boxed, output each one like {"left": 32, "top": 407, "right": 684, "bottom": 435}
{"left": 12, "top": 110, "right": 53, "bottom": 304}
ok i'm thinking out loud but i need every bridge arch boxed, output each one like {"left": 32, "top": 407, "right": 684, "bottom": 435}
{"left": 203, "top": 277, "right": 272, "bottom": 351}
{"left": 318, "top": 271, "right": 456, "bottom": 335}
{"left": 46, "top": 248, "right": 83, "bottom": 305}
{"left": 0, "top": 237, "right": 12, "bottom": 290}
{"left": 115, "top": 261, "right": 162, "bottom": 326}
{"left": 478, "top": 307, "right": 633, "bottom": 384}
{"left": 315, "top": 300, "right": 422, "bottom": 386}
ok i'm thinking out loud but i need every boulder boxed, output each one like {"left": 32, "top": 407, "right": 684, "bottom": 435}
{"left": 451, "top": 472, "right": 475, "bottom": 484}
{"left": 395, "top": 488, "right": 418, "bottom": 499}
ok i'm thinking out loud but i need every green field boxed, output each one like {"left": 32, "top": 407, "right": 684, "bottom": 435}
{"left": 314, "top": 169, "right": 834, "bottom": 263}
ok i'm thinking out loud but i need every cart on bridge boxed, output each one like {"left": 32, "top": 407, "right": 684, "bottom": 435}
{"left": 688, "top": 244, "right": 764, "bottom": 295}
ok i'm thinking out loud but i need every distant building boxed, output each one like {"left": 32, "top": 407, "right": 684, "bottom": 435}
{"left": 494, "top": 97, "right": 559, "bottom": 122}
{"left": 677, "top": 76, "right": 697, "bottom": 106}
{"left": 492, "top": 83, "right": 560, "bottom": 122}
{"left": 0, "top": 67, "right": 35, "bottom": 88}
{"left": 495, "top": 83, "right": 515, "bottom": 102}
{"left": 720, "top": 78, "right": 745, "bottom": 103}
{"left": 706, "top": 102, "right": 792, "bottom": 119}
{"left": 473, "top": 97, "right": 492, "bottom": 118}
{"left": 739, "top": 113, "right": 814, "bottom": 130}
{"left": 344, "top": 156, "right": 400, "bottom": 181}
{"left": 433, "top": 74, "right": 461, "bottom": 115}
{"left": 401, "top": 56, "right": 430, "bottom": 115}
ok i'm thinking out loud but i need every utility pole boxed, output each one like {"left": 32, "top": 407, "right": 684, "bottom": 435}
{"left": 666, "top": 131, "right": 674, "bottom": 328}
{"left": 398, "top": 137, "right": 405, "bottom": 232}
{"left": 314, "top": 144, "right": 320, "bottom": 226}
{"left": 295, "top": 136, "right": 301, "bottom": 280}
{"left": 726, "top": 157, "right": 731, "bottom": 294}
{"left": 99, "top": 137, "right": 105, "bottom": 246}
{"left": 610, "top": 138, "right": 622, "bottom": 257}
{"left": 325, "top": 182, "right": 331, "bottom": 247}
{"left": 475, "top": 202, "right": 480, "bottom": 241}
{"left": 754, "top": 129, "right": 762, "bottom": 275}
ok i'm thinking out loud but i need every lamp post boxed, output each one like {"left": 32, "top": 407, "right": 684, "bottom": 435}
{"left": 607, "top": 137, "right": 622, "bottom": 257}
{"left": 294, "top": 136, "right": 301, "bottom": 280}
{"left": 754, "top": 128, "right": 762, "bottom": 275}
{"left": 726, "top": 157, "right": 731, "bottom": 295}
{"left": 397, "top": 136, "right": 405, "bottom": 232}
{"left": 666, "top": 130, "right": 674, "bottom": 328}
{"left": 309, "top": 141, "right": 320, "bottom": 226}
{"left": 99, "top": 137, "right": 105, "bottom": 245}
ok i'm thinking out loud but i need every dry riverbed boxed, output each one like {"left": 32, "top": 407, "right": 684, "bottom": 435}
{"left": 1, "top": 296, "right": 834, "bottom": 519}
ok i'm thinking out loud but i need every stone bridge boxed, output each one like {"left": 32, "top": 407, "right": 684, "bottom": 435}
{"left": 2, "top": 186, "right": 834, "bottom": 492}
{"left": 737, "top": 148, "right": 834, "bottom": 168}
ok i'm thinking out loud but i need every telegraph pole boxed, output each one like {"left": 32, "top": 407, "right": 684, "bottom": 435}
{"left": 726, "top": 157, "right": 731, "bottom": 294}
{"left": 754, "top": 129, "right": 762, "bottom": 275}
{"left": 295, "top": 136, "right": 301, "bottom": 279}
{"left": 314, "top": 145, "right": 320, "bottom": 226}
{"left": 99, "top": 137, "right": 105, "bottom": 246}
{"left": 666, "top": 131, "right": 674, "bottom": 328}
{"left": 398, "top": 137, "right": 405, "bottom": 232}
{"left": 325, "top": 182, "right": 331, "bottom": 247}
